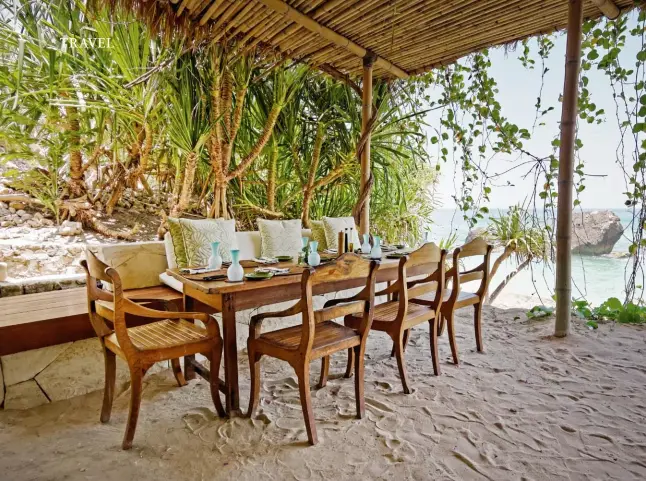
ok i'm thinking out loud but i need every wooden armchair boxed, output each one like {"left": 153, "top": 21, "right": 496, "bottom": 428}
{"left": 246, "top": 253, "right": 379, "bottom": 445}
{"left": 343, "top": 243, "right": 446, "bottom": 393}
{"left": 81, "top": 250, "right": 225, "bottom": 450}
{"left": 413, "top": 237, "right": 492, "bottom": 365}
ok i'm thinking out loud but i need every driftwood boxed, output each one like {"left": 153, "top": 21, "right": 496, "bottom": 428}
{"left": 0, "top": 194, "right": 43, "bottom": 205}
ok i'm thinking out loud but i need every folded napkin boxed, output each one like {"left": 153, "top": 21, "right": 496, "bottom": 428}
{"left": 180, "top": 267, "right": 218, "bottom": 275}
{"left": 255, "top": 267, "right": 290, "bottom": 275}
{"left": 253, "top": 257, "right": 279, "bottom": 265}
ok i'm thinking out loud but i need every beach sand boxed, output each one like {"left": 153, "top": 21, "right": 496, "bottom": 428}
{"left": 1, "top": 306, "right": 645, "bottom": 480}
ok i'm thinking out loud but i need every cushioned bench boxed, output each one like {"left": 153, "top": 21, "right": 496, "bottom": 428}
{"left": 0, "top": 229, "right": 314, "bottom": 357}
{"left": 0, "top": 286, "right": 183, "bottom": 356}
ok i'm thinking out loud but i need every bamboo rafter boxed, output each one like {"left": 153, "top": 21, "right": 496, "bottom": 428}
{"left": 591, "top": 0, "right": 621, "bottom": 19}
{"left": 103, "top": 0, "right": 635, "bottom": 80}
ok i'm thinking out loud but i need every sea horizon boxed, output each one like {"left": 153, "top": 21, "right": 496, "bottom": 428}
{"left": 426, "top": 207, "right": 638, "bottom": 307}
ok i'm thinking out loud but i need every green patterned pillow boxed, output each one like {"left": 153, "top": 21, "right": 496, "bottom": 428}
{"left": 257, "top": 218, "right": 302, "bottom": 258}
{"left": 322, "top": 216, "right": 361, "bottom": 251}
{"left": 167, "top": 217, "right": 236, "bottom": 268}
{"left": 310, "top": 220, "right": 328, "bottom": 252}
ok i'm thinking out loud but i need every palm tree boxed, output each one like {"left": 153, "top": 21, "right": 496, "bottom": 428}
{"left": 485, "top": 205, "right": 550, "bottom": 303}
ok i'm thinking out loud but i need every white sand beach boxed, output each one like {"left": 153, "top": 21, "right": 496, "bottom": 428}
{"left": 1, "top": 306, "right": 645, "bottom": 480}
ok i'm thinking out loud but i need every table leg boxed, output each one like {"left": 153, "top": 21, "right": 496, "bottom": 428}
{"left": 183, "top": 294, "right": 196, "bottom": 381}
{"left": 222, "top": 294, "right": 239, "bottom": 413}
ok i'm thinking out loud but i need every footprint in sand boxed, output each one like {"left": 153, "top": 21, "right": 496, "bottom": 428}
{"left": 373, "top": 380, "right": 394, "bottom": 392}
{"left": 376, "top": 414, "right": 401, "bottom": 431}
{"left": 560, "top": 424, "right": 577, "bottom": 433}
{"left": 182, "top": 407, "right": 220, "bottom": 434}
{"left": 276, "top": 417, "right": 306, "bottom": 430}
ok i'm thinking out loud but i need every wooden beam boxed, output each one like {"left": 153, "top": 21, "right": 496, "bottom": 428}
{"left": 590, "top": 0, "right": 620, "bottom": 19}
{"left": 255, "top": 0, "right": 408, "bottom": 79}
{"left": 360, "top": 53, "right": 375, "bottom": 237}
{"left": 555, "top": 0, "right": 584, "bottom": 338}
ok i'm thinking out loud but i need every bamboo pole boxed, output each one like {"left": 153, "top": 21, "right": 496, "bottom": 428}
{"left": 359, "top": 53, "right": 374, "bottom": 237}
{"left": 200, "top": 0, "right": 226, "bottom": 25}
{"left": 255, "top": 0, "right": 408, "bottom": 78}
{"left": 555, "top": 0, "right": 584, "bottom": 338}
{"left": 591, "top": 0, "right": 620, "bottom": 19}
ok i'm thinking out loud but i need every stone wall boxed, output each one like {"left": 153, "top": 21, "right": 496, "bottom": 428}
{"left": 0, "top": 274, "right": 86, "bottom": 298}
{"left": 0, "top": 201, "right": 55, "bottom": 229}
{"left": 0, "top": 244, "right": 85, "bottom": 278}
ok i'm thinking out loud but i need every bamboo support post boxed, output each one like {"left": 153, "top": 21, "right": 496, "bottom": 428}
{"left": 359, "top": 52, "right": 375, "bottom": 237}
{"left": 555, "top": 0, "right": 584, "bottom": 338}
{"left": 591, "top": 0, "right": 620, "bottom": 19}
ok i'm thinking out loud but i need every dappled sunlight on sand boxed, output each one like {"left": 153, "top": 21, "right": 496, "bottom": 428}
{"left": 1, "top": 306, "right": 645, "bottom": 480}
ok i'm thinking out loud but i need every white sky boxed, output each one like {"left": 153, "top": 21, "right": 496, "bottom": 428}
{"left": 426, "top": 14, "right": 641, "bottom": 210}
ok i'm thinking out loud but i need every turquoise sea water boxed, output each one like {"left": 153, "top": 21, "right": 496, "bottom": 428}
{"left": 425, "top": 208, "right": 637, "bottom": 306}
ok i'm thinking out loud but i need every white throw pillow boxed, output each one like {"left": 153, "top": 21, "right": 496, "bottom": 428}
{"left": 322, "top": 216, "right": 360, "bottom": 250}
{"left": 257, "top": 218, "right": 303, "bottom": 258}
{"left": 167, "top": 217, "right": 237, "bottom": 268}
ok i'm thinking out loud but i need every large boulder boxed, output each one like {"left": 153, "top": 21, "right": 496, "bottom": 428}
{"left": 571, "top": 210, "right": 623, "bottom": 255}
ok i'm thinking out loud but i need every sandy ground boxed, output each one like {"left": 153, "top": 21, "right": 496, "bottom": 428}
{"left": 1, "top": 306, "right": 645, "bottom": 481}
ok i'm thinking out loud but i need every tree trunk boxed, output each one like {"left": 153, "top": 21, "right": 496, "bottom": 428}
{"left": 301, "top": 123, "right": 325, "bottom": 228}
{"left": 488, "top": 258, "right": 531, "bottom": 304}
{"left": 267, "top": 141, "right": 278, "bottom": 212}
{"left": 197, "top": 170, "right": 214, "bottom": 213}
{"left": 171, "top": 151, "right": 197, "bottom": 217}
{"left": 171, "top": 162, "right": 184, "bottom": 211}
{"left": 65, "top": 105, "right": 86, "bottom": 198}
{"left": 226, "top": 103, "right": 283, "bottom": 181}
{"left": 210, "top": 182, "right": 224, "bottom": 219}
{"left": 490, "top": 245, "right": 514, "bottom": 279}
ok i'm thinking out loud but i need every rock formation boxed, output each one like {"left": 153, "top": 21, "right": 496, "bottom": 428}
{"left": 571, "top": 210, "right": 623, "bottom": 255}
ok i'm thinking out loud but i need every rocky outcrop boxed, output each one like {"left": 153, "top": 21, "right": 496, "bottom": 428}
{"left": 465, "top": 227, "right": 488, "bottom": 244}
{"left": 571, "top": 210, "right": 623, "bottom": 255}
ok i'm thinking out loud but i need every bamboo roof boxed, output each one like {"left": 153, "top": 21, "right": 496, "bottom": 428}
{"left": 109, "top": 0, "right": 637, "bottom": 79}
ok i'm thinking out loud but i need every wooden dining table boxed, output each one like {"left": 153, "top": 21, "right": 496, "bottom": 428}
{"left": 166, "top": 255, "right": 436, "bottom": 415}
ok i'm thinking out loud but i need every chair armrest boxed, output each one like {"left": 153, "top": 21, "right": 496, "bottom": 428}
{"left": 122, "top": 298, "right": 210, "bottom": 323}
{"left": 249, "top": 300, "right": 303, "bottom": 339}
{"left": 374, "top": 281, "right": 400, "bottom": 298}
{"left": 323, "top": 289, "right": 366, "bottom": 308}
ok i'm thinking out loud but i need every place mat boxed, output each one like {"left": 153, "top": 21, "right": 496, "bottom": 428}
{"left": 240, "top": 260, "right": 260, "bottom": 268}
{"left": 183, "top": 269, "right": 227, "bottom": 281}
{"left": 270, "top": 266, "right": 306, "bottom": 276}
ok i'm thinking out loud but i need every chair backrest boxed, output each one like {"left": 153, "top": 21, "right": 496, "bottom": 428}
{"left": 380, "top": 243, "right": 446, "bottom": 325}
{"left": 447, "top": 237, "right": 493, "bottom": 303}
{"left": 299, "top": 253, "right": 379, "bottom": 354}
{"left": 81, "top": 249, "right": 137, "bottom": 355}
{"left": 405, "top": 242, "right": 446, "bottom": 299}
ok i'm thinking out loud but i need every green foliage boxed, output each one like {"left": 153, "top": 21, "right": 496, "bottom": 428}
{"left": 438, "top": 232, "right": 459, "bottom": 251}
{"left": 486, "top": 205, "right": 549, "bottom": 263}
{"left": 0, "top": 0, "right": 436, "bottom": 243}
{"left": 571, "top": 297, "right": 646, "bottom": 324}
{"left": 527, "top": 305, "right": 554, "bottom": 319}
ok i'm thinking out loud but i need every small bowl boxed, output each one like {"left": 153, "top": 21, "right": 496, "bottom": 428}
{"left": 276, "top": 255, "right": 293, "bottom": 262}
